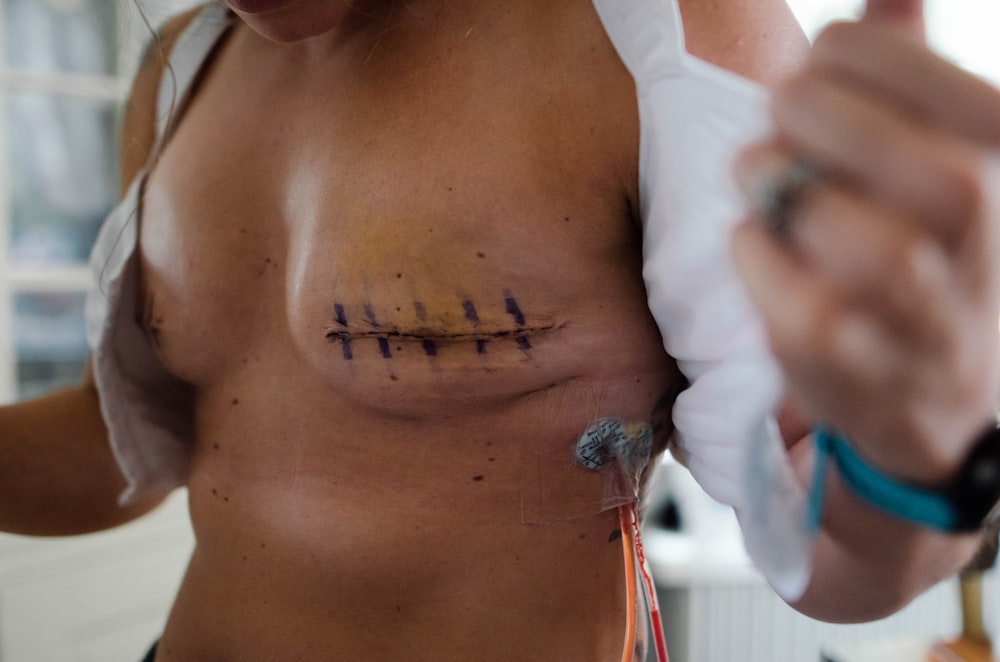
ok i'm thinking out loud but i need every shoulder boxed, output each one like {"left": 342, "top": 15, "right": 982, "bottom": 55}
{"left": 119, "top": 6, "right": 205, "bottom": 193}
{"left": 677, "top": 0, "right": 810, "bottom": 86}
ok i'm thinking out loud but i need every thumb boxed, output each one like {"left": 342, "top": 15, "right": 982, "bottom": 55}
{"left": 863, "top": 0, "right": 926, "bottom": 40}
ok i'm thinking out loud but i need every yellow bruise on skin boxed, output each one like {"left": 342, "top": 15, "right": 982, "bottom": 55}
{"left": 331, "top": 211, "right": 518, "bottom": 335}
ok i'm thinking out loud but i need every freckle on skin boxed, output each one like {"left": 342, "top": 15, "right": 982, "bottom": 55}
{"left": 232, "top": 398, "right": 240, "bottom": 405}
{"left": 473, "top": 475, "right": 485, "bottom": 482}
{"left": 477, "top": 252, "right": 485, "bottom": 258}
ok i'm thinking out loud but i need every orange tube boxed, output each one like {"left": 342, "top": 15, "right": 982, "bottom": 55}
{"left": 620, "top": 502, "right": 670, "bottom": 662}
{"left": 620, "top": 505, "right": 639, "bottom": 662}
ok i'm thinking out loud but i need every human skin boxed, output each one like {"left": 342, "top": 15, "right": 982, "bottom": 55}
{"left": 54, "top": 0, "right": 804, "bottom": 660}
{"left": 130, "top": 4, "right": 768, "bottom": 661}
{"left": 9, "top": 0, "right": 994, "bottom": 656}
{"left": 733, "top": 0, "right": 1000, "bottom": 622}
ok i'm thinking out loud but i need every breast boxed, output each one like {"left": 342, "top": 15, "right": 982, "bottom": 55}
{"left": 139, "top": 153, "right": 673, "bottom": 423}
{"left": 134, "top": 14, "right": 674, "bottom": 420}
{"left": 280, "top": 191, "right": 672, "bottom": 418}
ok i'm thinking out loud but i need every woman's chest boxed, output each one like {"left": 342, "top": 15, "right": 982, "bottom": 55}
{"left": 139, "top": 143, "right": 657, "bottom": 400}
{"left": 133, "top": 43, "right": 655, "bottom": 408}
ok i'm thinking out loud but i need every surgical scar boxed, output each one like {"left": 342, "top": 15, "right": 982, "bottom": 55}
{"left": 326, "top": 294, "right": 551, "bottom": 359}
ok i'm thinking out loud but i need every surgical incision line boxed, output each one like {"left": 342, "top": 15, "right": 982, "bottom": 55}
{"left": 324, "top": 325, "right": 555, "bottom": 344}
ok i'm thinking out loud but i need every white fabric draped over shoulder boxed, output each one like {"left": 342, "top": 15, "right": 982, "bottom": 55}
{"left": 591, "top": 0, "right": 815, "bottom": 600}
{"left": 85, "top": 5, "right": 233, "bottom": 506}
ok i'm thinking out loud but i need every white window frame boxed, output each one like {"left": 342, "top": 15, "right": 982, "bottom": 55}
{"left": 0, "top": 1, "right": 194, "bottom": 403}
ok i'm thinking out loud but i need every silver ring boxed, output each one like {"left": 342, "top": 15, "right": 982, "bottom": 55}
{"left": 753, "top": 161, "right": 821, "bottom": 238}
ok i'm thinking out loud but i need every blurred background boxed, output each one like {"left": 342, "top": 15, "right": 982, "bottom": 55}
{"left": 0, "top": 1, "right": 997, "bottom": 661}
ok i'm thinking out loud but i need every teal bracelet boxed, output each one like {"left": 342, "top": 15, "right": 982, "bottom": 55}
{"left": 806, "top": 428, "right": 959, "bottom": 533}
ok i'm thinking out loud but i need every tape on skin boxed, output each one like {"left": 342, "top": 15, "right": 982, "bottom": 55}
{"left": 576, "top": 418, "right": 653, "bottom": 475}
{"left": 519, "top": 417, "right": 654, "bottom": 525}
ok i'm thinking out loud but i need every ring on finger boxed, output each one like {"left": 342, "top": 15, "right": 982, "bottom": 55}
{"left": 752, "top": 160, "right": 822, "bottom": 238}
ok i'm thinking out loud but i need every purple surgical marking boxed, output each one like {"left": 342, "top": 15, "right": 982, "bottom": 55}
{"left": 334, "top": 304, "right": 349, "bottom": 327}
{"left": 325, "top": 292, "right": 551, "bottom": 360}
{"left": 504, "top": 292, "right": 526, "bottom": 327}
{"left": 325, "top": 326, "right": 553, "bottom": 344}
{"left": 332, "top": 304, "right": 353, "bottom": 360}
{"left": 462, "top": 300, "right": 480, "bottom": 325}
{"left": 364, "top": 303, "right": 381, "bottom": 327}
{"left": 338, "top": 334, "right": 354, "bottom": 360}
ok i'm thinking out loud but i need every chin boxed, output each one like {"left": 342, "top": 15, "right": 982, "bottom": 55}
{"left": 224, "top": 0, "right": 297, "bottom": 15}
{"left": 225, "top": 0, "right": 358, "bottom": 44}
{"left": 239, "top": 20, "right": 332, "bottom": 44}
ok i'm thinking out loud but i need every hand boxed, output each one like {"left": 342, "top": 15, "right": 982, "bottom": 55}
{"left": 731, "top": 0, "right": 1000, "bottom": 484}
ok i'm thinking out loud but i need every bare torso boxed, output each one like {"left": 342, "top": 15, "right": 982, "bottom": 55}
{"left": 138, "top": 1, "right": 681, "bottom": 659}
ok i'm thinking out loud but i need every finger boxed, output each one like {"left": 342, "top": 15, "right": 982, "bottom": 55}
{"left": 811, "top": 22, "right": 1000, "bottom": 148}
{"left": 734, "top": 149, "right": 956, "bottom": 352}
{"left": 789, "top": 183, "right": 956, "bottom": 349}
{"left": 862, "top": 0, "right": 925, "bottom": 40}
{"left": 772, "top": 72, "right": 985, "bottom": 244}
{"left": 731, "top": 221, "right": 900, "bottom": 400}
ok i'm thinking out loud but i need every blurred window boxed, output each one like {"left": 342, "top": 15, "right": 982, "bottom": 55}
{"left": 6, "top": 90, "right": 118, "bottom": 265}
{"left": 0, "top": 1, "right": 199, "bottom": 400}
{"left": 0, "top": 0, "right": 123, "bottom": 400}
{"left": 14, "top": 291, "right": 86, "bottom": 399}
{"left": 3, "top": 0, "right": 118, "bottom": 77}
